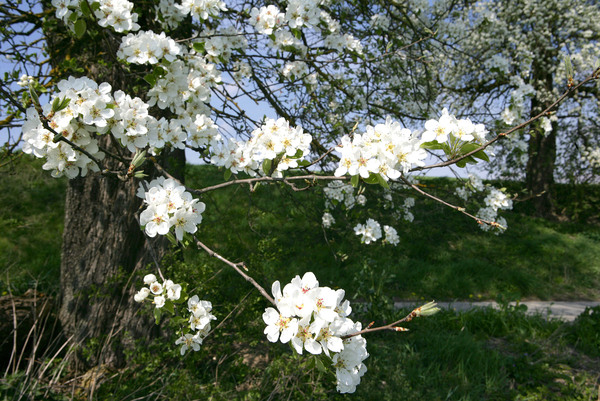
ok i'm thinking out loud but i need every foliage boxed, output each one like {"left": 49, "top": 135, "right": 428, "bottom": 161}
{"left": 0, "top": 154, "right": 66, "bottom": 296}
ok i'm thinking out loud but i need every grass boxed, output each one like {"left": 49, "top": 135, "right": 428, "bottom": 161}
{"left": 0, "top": 154, "right": 66, "bottom": 296}
{"left": 1, "top": 156, "right": 600, "bottom": 400}
{"left": 186, "top": 165, "right": 600, "bottom": 302}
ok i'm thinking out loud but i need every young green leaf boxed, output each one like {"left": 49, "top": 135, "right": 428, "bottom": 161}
{"left": 376, "top": 173, "right": 390, "bottom": 189}
{"left": 74, "top": 19, "right": 86, "bottom": 38}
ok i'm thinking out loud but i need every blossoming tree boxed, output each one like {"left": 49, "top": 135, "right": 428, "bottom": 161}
{"left": 1, "top": 0, "right": 598, "bottom": 394}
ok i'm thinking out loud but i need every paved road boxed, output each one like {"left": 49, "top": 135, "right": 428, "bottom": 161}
{"left": 394, "top": 301, "right": 600, "bottom": 322}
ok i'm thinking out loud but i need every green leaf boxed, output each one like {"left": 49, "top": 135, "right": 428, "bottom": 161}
{"left": 297, "top": 160, "right": 311, "bottom": 167}
{"left": 153, "top": 66, "right": 167, "bottom": 77}
{"left": 376, "top": 173, "right": 390, "bottom": 189}
{"left": 143, "top": 73, "right": 156, "bottom": 86}
{"left": 74, "top": 19, "right": 86, "bottom": 38}
{"left": 80, "top": 0, "right": 91, "bottom": 17}
{"left": 163, "top": 301, "right": 175, "bottom": 315}
{"left": 262, "top": 159, "right": 272, "bottom": 175}
{"left": 69, "top": 12, "right": 79, "bottom": 22}
{"left": 224, "top": 169, "right": 232, "bottom": 181}
{"left": 456, "top": 156, "right": 477, "bottom": 168}
{"left": 420, "top": 141, "right": 444, "bottom": 150}
{"left": 363, "top": 173, "right": 379, "bottom": 185}
{"left": 51, "top": 97, "right": 61, "bottom": 112}
{"left": 28, "top": 84, "right": 39, "bottom": 104}
{"left": 193, "top": 42, "right": 205, "bottom": 53}
{"left": 472, "top": 150, "right": 490, "bottom": 162}
{"left": 350, "top": 175, "right": 359, "bottom": 187}
{"left": 315, "top": 356, "right": 328, "bottom": 373}
{"left": 58, "top": 97, "right": 71, "bottom": 111}
{"left": 154, "top": 308, "right": 162, "bottom": 324}
{"left": 166, "top": 232, "right": 177, "bottom": 245}
{"left": 90, "top": 1, "right": 100, "bottom": 11}
{"left": 459, "top": 142, "right": 481, "bottom": 154}
{"left": 173, "top": 316, "right": 188, "bottom": 325}
{"left": 292, "top": 149, "right": 303, "bottom": 159}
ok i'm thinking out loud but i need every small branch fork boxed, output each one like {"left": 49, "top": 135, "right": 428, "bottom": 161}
{"left": 193, "top": 236, "right": 275, "bottom": 306}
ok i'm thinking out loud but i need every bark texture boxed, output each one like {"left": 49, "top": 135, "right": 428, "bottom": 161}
{"left": 59, "top": 165, "right": 164, "bottom": 368}
{"left": 526, "top": 124, "right": 557, "bottom": 218}
{"left": 525, "top": 58, "right": 557, "bottom": 218}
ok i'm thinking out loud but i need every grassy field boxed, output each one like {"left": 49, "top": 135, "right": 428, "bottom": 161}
{"left": 1, "top": 156, "right": 600, "bottom": 400}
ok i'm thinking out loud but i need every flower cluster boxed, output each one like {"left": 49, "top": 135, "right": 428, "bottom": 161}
{"left": 52, "top": 0, "right": 139, "bottom": 33}
{"left": 211, "top": 117, "right": 312, "bottom": 177}
{"left": 176, "top": 0, "right": 227, "bottom": 20}
{"left": 94, "top": 0, "right": 140, "bottom": 32}
{"left": 117, "top": 31, "right": 182, "bottom": 64}
{"left": 383, "top": 225, "right": 400, "bottom": 245}
{"left": 155, "top": 0, "right": 185, "bottom": 29}
{"left": 334, "top": 117, "right": 427, "bottom": 181}
{"left": 249, "top": 5, "right": 285, "bottom": 35}
{"left": 322, "top": 212, "right": 335, "bottom": 228}
{"left": 285, "top": 0, "right": 321, "bottom": 29}
{"left": 245, "top": 0, "right": 362, "bottom": 59}
{"left": 198, "top": 26, "right": 248, "bottom": 63}
{"left": 282, "top": 60, "right": 308, "bottom": 79}
{"left": 17, "top": 74, "right": 34, "bottom": 87}
{"left": 22, "top": 76, "right": 214, "bottom": 178}
{"left": 323, "top": 33, "right": 364, "bottom": 55}
{"left": 263, "top": 272, "right": 368, "bottom": 393}
{"left": 147, "top": 56, "right": 220, "bottom": 115}
{"left": 110, "top": 90, "right": 155, "bottom": 151}
{"left": 137, "top": 177, "right": 205, "bottom": 241}
{"left": 353, "top": 218, "right": 381, "bottom": 244}
{"left": 135, "top": 274, "right": 216, "bottom": 356}
{"left": 581, "top": 146, "right": 600, "bottom": 168}
{"left": 22, "top": 77, "right": 109, "bottom": 178}
{"left": 323, "top": 181, "right": 358, "bottom": 210}
{"left": 422, "top": 108, "right": 488, "bottom": 144}
{"left": 455, "top": 175, "right": 512, "bottom": 234}
{"left": 175, "top": 295, "right": 217, "bottom": 355}
{"left": 134, "top": 273, "right": 182, "bottom": 307}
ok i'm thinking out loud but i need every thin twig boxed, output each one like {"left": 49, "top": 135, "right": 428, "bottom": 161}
{"left": 194, "top": 237, "right": 275, "bottom": 305}
{"left": 399, "top": 176, "right": 502, "bottom": 229}
{"left": 192, "top": 174, "right": 347, "bottom": 195}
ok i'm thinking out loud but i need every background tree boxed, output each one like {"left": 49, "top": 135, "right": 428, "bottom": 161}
{"left": 406, "top": 0, "right": 600, "bottom": 217}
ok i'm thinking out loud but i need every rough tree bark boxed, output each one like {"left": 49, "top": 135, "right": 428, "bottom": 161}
{"left": 526, "top": 124, "right": 557, "bottom": 218}
{"left": 58, "top": 161, "right": 170, "bottom": 368}
{"left": 525, "top": 56, "right": 558, "bottom": 218}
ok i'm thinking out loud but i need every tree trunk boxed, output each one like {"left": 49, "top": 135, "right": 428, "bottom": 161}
{"left": 526, "top": 123, "right": 557, "bottom": 218}
{"left": 59, "top": 161, "right": 166, "bottom": 368}
{"left": 525, "top": 58, "right": 557, "bottom": 219}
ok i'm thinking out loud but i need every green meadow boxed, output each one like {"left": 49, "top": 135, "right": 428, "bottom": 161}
{"left": 1, "top": 155, "right": 599, "bottom": 400}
